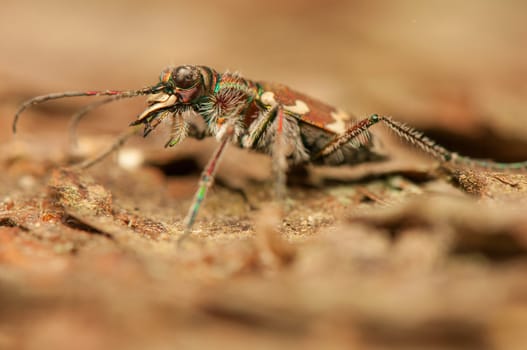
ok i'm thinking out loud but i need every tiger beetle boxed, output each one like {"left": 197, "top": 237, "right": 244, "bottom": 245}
{"left": 12, "top": 65, "right": 527, "bottom": 242}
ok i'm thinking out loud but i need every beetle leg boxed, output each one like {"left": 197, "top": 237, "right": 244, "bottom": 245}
{"left": 272, "top": 105, "right": 288, "bottom": 202}
{"left": 244, "top": 105, "right": 290, "bottom": 201}
{"left": 313, "top": 114, "right": 381, "bottom": 160}
{"left": 242, "top": 105, "right": 279, "bottom": 149}
{"left": 164, "top": 112, "right": 189, "bottom": 148}
{"left": 377, "top": 116, "right": 453, "bottom": 162}
{"left": 178, "top": 119, "right": 236, "bottom": 244}
{"left": 314, "top": 114, "right": 462, "bottom": 165}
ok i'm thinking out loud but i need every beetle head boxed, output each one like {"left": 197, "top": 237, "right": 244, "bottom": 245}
{"left": 132, "top": 65, "right": 215, "bottom": 126}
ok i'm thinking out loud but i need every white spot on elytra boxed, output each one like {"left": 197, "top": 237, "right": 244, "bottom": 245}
{"left": 260, "top": 91, "right": 310, "bottom": 115}
{"left": 261, "top": 91, "right": 277, "bottom": 106}
{"left": 284, "top": 100, "right": 310, "bottom": 115}
{"left": 326, "top": 109, "right": 351, "bottom": 134}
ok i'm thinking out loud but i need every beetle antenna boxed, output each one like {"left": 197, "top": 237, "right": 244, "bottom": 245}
{"left": 68, "top": 95, "right": 131, "bottom": 150}
{"left": 12, "top": 85, "right": 162, "bottom": 133}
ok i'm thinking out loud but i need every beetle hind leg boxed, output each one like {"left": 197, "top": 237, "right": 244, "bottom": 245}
{"left": 314, "top": 114, "right": 459, "bottom": 165}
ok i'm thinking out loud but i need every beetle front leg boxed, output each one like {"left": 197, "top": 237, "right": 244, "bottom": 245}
{"left": 178, "top": 119, "right": 236, "bottom": 244}
{"left": 179, "top": 103, "right": 248, "bottom": 243}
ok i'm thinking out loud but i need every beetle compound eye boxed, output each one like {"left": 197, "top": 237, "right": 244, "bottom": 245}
{"left": 174, "top": 65, "right": 199, "bottom": 89}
